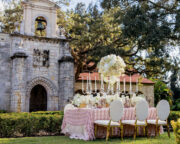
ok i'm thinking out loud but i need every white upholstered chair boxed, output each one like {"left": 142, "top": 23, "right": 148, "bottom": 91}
{"left": 122, "top": 100, "right": 149, "bottom": 139}
{"left": 147, "top": 100, "right": 170, "bottom": 138}
{"left": 94, "top": 100, "right": 124, "bottom": 141}
{"left": 64, "top": 104, "right": 75, "bottom": 113}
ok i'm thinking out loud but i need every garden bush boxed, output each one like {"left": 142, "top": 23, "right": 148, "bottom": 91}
{"left": 153, "top": 79, "right": 173, "bottom": 106}
{"left": 0, "top": 112, "right": 63, "bottom": 138}
{"left": 171, "top": 118, "right": 180, "bottom": 144}
{"left": 169, "top": 111, "right": 180, "bottom": 122}
{"left": 0, "top": 110, "right": 7, "bottom": 113}
{"left": 31, "top": 111, "right": 64, "bottom": 115}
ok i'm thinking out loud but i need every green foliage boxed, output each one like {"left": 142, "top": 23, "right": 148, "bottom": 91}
{"left": 100, "top": 0, "right": 120, "bottom": 10}
{"left": 0, "top": 0, "right": 179, "bottom": 81}
{"left": 68, "top": 0, "right": 179, "bottom": 80}
{"left": 67, "top": 5, "right": 127, "bottom": 79}
{"left": 110, "top": 0, "right": 179, "bottom": 78}
{"left": 0, "top": 0, "right": 23, "bottom": 33}
{"left": 153, "top": 79, "right": 173, "bottom": 106}
{"left": 0, "top": 112, "right": 63, "bottom": 138}
{"left": 169, "top": 111, "right": 180, "bottom": 122}
{"left": 170, "top": 62, "right": 180, "bottom": 111}
{"left": 172, "top": 98, "right": 180, "bottom": 111}
{"left": 0, "top": 110, "right": 7, "bottom": 113}
{"left": 171, "top": 119, "right": 180, "bottom": 144}
{"left": 31, "top": 111, "right": 64, "bottom": 115}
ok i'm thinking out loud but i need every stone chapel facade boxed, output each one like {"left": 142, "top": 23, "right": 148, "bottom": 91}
{"left": 0, "top": 0, "right": 74, "bottom": 112}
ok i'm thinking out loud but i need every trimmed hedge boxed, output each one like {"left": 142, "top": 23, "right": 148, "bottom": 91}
{"left": 0, "top": 112, "right": 63, "bottom": 138}
{"left": 31, "top": 111, "right": 64, "bottom": 115}
{"left": 169, "top": 111, "right": 180, "bottom": 122}
{"left": 0, "top": 110, "right": 177, "bottom": 138}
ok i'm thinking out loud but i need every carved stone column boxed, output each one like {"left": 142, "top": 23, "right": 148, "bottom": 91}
{"left": 10, "top": 52, "right": 28, "bottom": 112}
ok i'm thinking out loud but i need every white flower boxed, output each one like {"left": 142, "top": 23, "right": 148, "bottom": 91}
{"left": 72, "top": 94, "right": 92, "bottom": 106}
{"left": 121, "top": 95, "right": 126, "bottom": 104}
{"left": 106, "top": 96, "right": 114, "bottom": 104}
{"left": 131, "top": 96, "right": 145, "bottom": 106}
{"left": 98, "top": 54, "right": 126, "bottom": 85}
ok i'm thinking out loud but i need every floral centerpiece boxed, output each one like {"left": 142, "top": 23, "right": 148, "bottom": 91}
{"left": 98, "top": 54, "right": 126, "bottom": 85}
{"left": 72, "top": 54, "right": 127, "bottom": 108}
{"left": 130, "top": 93, "right": 146, "bottom": 107}
{"left": 72, "top": 93, "right": 125, "bottom": 108}
{"left": 72, "top": 93, "right": 91, "bottom": 108}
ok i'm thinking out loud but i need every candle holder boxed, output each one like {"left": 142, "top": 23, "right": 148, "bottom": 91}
{"left": 100, "top": 74, "right": 104, "bottom": 94}
{"left": 89, "top": 72, "right": 92, "bottom": 94}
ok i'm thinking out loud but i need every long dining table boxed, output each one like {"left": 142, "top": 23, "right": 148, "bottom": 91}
{"left": 61, "top": 107, "right": 163, "bottom": 141}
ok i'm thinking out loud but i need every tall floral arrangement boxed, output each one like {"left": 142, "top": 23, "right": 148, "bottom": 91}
{"left": 98, "top": 54, "right": 126, "bottom": 84}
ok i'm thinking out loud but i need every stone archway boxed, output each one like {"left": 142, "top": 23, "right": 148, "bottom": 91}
{"left": 30, "top": 84, "right": 47, "bottom": 112}
{"left": 26, "top": 77, "right": 58, "bottom": 112}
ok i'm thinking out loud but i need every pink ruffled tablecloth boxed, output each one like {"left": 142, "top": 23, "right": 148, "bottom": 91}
{"left": 61, "top": 107, "right": 163, "bottom": 140}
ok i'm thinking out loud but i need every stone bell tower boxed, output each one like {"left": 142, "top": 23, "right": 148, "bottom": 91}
{"left": 21, "top": 0, "right": 59, "bottom": 37}
{"left": 8, "top": 0, "right": 75, "bottom": 112}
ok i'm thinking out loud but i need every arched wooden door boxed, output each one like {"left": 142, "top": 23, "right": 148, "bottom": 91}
{"left": 29, "top": 84, "right": 47, "bottom": 112}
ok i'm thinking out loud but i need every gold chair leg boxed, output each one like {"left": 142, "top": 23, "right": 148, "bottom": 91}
{"left": 167, "top": 124, "right": 170, "bottom": 138}
{"left": 158, "top": 126, "right": 160, "bottom": 136}
{"left": 155, "top": 125, "right": 158, "bottom": 137}
{"left": 137, "top": 126, "right": 139, "bottom": 137}
{"left": 111, "top": 127, "right": 113, "bottom": 136}
{"left": 121, "top": 125, "right": 123, "bottom": 140}
{"left": 134, "top": 126, "right": 137, "bottom": 140}
{"left": 146, "top": 126, "right": 149, "bottom": 138}
{"left": 106, "top": 126, "right": 110, "bottom": 142}
{"left": 94, "top": 124, "right": 97, "bottom": 138}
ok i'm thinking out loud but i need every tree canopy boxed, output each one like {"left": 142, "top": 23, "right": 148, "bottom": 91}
{"left": 0, "top": 0, "right": 179, "bottom": 82}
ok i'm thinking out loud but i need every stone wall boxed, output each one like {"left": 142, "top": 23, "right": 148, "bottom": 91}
{"left": 0, "top": 33, "right": 11, "bottom": 111}
{"left": 3, "top": 34, "right": 74, "bottom": 112}
{"left": 10, "top": 35, "right": 63, "bottom": 112}
{"left": 58, "top": 60, "right": 74, "bottom": 110}
{"left": 11, "top": 53, "right": 28, "bottom": 112}
{"left": 0, "top": 0, "right": 75, "bottom": 112}
{"left": 75, "top": 81, "right": 154, "bottom": 107}
{"left": 58, "top": 42, "right": 75, "bottom": 110}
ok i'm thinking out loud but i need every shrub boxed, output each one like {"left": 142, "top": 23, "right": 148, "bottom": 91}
{"left": 172, "top": 98, "right": 180, "bottom": 111}
{"left": 152, "top": 79, "right": 173, "bottom": 106}
{"left": 31, "top": 111, "right": 64, "bottom": 115}
{"left": 0, "top": 112, "right": 63, "bottom": 138}
{"left": 171, "top": 119, "right": 180, "bottom": 144}
{"left": 0, "top": 110, "right": 7, "bottom": 113}
{"left": 169, "top": 111, "right": 180, "bottom": 122}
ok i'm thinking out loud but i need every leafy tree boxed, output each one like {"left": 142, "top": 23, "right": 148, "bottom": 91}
{"left": 153, "top": 79, "right": 173, "bottom": 107}
{"left": 170, "top": 60, "right": 180, "bottom": 110}
{"left": 100, "top": 0, "right": 120, "bottom": 10}
{"left": 67, "top": 4, "right": 126, "bottom": 80}
{"left": 67, "top": 0, "right": 180, "bottom": 80}
{"left": 98, "top": 0, "right": 180, "bottom": 78}
{"left": 1, "top": 0, "right": 180, "bottom": 83}
{"left": 0, "top": 0, "right": 23, "bottom": 33}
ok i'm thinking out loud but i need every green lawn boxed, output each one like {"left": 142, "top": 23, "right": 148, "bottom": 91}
{"left": 0, "top": 133, "right": 176, "bottom": 144}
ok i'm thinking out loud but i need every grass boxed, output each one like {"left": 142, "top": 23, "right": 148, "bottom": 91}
{"left": 0, "top": 133, "right": 176, "bottom": 144}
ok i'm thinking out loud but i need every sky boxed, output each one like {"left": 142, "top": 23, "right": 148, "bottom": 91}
{"left": 62, "top": 0, "right": 99, "bottom": 11}
{"left": 0, "top": 2, "right": 3, "bottom": 11}
{"left": 0, "top": 0, "right": 99, "bottom": 12}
